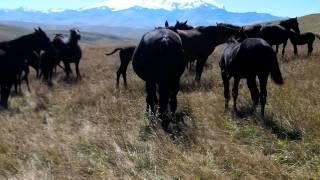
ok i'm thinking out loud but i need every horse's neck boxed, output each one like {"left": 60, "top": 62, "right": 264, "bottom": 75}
{"left": 67, "top": 37, "right": 79, "bottom": 47}
{"left": 279, "top": 22, "right": 291, "bottom": 30}
{"left": 8, "top": 34, "right": 36, "bottom": 53}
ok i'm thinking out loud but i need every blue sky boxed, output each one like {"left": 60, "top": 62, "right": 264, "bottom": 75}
{"left": 0, "top": 0, "right": 319, "bottom": 17}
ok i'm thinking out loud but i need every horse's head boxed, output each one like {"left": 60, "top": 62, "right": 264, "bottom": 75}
{"left": 174, "top": 20, "right": 193, "bottom": 30}
{"left": 33, "top": 27, "right": 53, "bottom": 53}
{"left": 164, "top": 20, "right": 193, "bottom": 32}
{"left": 70, "top": 29, "right": 81, "bottom": 41}
{"left": 235, "top": 27, "right": 248, "bottom": 42}
{"left": 280, "top": 17, "right": 300, "bottom": 34}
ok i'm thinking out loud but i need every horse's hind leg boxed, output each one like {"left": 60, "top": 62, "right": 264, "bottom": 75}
{"left": 122, "top": 60, "right": 130, "bottom": 89}
{"left": 169, "top": 79, "right": 180, "bottom": 114}
{"left": 1, "top": 83, "right": 11, "bottom": 109}
{"left": 145, "top": 81, "right": 157, "bottom": 115}
{"left": 247, "top": 77, "right": 259, "bottom": 110}
{"left": 22, "top": 69, "right": 31, "bottom": 93}
{"left": 159, "top": 82, "right": 170, "bottom": 129}
{"left": 63, "top": 61, "right": 72, "bottom": 79}
{"left": 293, "top": 44, "right": 298, "bottom": 55}
{"left": 258, "top": 75, "right": 268, "bottom": 116}
{"left": 232, "top": 77, "right": 240, "bottom": 113}
{"left": 308, "top": 43, "right": 313, "bottom": 56}
{"left": 221, "top": 71, "right": 230, "bottom": 112}
{"left": 116, "top": 67, "right": 121, "bottom": 89}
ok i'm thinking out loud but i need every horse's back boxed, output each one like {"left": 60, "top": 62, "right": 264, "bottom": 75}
{"left": 133, "top": 29, "right": 186, "bottom": 82}
{"left": 222, "top": 38, "right": 276, "bottom": 77}
{"left": 260, "top": 25, "right": 289, "bottom": 44}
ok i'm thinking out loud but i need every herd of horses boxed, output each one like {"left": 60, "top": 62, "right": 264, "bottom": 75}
{"left": 0, "top": 17, "right": 318, "bottom": 130}
{"left": 0, "top": 28, "right": 82, "bottom": 108}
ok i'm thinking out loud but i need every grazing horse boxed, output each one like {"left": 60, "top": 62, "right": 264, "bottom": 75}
{"left": 176, "top": 25, "right": 243, "bottom": 83}
{"left": 259, "top": 18, "right": 300, "bottom": 56}
{"left": 53, "top": 29, "right": 82, "bottom": 80}
{"left": 290, "top": 32, "right": 320, "bottom": 55}
{"left": 220, "top": 38, "right": 284, "bottom": 116}
{"left": 105, "top": 21, "right": 193, "bottom": 89}
{"left": 132, "top": 28, "right": 187, "bottom": 128}
{"left": 0, "top": 28, "right": 52, "bottom": 108}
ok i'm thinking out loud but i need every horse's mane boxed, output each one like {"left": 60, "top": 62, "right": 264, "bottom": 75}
{"left": 225, "top": 37, "right": 238, "bottom": 44}
{"left": 217, "top": 23, "right": 241, "bottom": 30}
{"left": 4, "top": 32, "right": 37, "bottom": 48}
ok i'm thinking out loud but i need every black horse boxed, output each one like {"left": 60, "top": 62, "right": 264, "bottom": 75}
{"left": 53, "top": 29, "right": 82, "bottom": 80}
{"left": 0, "top": 28, "right": 52, "bottom": 108}
{"left": 176, "top": 25, "right": 243, "bottom": 83}
{"left": 290, "top": 32, "right": 320, "bottom": 55}
{"left": 132, "top": 28, "right": 187, "bottom": 128}
{"left": 259, "top": 18, "right": 300, "bottom": 56}
{"left": 217, "top": 23, "right": 262, "bottom": 38}
{"left": 220, "top": 38, "right": 284, "bottom": 116}
{"left": 105, "top": 21, "right": 193, "bottom": 89}
{"left": 105, "top": 46, "right": 136, "bottom": 89}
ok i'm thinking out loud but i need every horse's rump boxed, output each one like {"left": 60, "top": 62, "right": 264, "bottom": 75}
{"left": 133, "top": 29, "right": 185, "bottom": 82}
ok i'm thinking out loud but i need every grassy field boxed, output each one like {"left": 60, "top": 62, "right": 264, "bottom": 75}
{"left": 1, "top": 15, "right": 320, "bottom": 179}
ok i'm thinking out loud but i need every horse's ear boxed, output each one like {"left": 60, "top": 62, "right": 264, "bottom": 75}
{"left": 184, "top": 20, "right": 188, "bottom": 25}
{"left": 38, "top": 27, "right": 43, "bottom": 32}
{"left": 165, "top": 20, "right": 169, "bottom": 27}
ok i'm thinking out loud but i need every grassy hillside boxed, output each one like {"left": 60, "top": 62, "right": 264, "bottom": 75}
{"left": 298, "top": 13, "right": 320, "bottom": 33}
{"left": 0, "top": 15, "right": 320, "bottom": 179}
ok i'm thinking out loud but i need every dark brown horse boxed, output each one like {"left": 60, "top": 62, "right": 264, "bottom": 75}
{"left": 53, "top": 29, "right": 82, "bottom": 80}
{"left": 176, "top": 25, "right": 243, "bottom": 83}
{"left": 290, "top": 32, "right": 320, "bottom": 55}
{"left": 0, "top": 28, "right": 52, "bottom": 108}
{"left": 220, "top": 38, "right": 284, "bottom": 116}
{"left": 132, "top": 28, "right": 187, "bottom": 129}
{"left": 259, "top": 18, "right": 300, "bottom": 56}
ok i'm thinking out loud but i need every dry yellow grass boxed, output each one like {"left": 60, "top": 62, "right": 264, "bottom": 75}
{"left": 1, "top": 34, "right": 320, "bottom": 179}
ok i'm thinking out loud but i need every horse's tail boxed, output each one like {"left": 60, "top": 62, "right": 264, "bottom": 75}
{"left": 105, "top": 48, "right": 122, "bottom": 56}
{"left": 315, "top": 34, "right": 320, "bottom": 40}
{"left": 270, "top": 52, "right": 284, "bottom": 85}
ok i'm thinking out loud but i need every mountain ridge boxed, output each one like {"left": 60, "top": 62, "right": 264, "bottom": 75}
{"left": 0, "top": 4, "right": 283, "bottom": 29}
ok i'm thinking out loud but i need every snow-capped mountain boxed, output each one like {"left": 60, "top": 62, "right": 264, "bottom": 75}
{"left": 0, "top": 1, "right": 282, "bottom": 30}
{"left": 81, "top": 0, "right": 224, "bottom": 11}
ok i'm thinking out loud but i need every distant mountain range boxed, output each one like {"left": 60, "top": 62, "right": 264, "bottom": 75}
{"left": 0, "top": 1, "right": 283, "bottom": 29}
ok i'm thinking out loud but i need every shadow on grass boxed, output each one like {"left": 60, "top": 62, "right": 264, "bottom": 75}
{"left": 232, "top": 105, "right": 302, "bottom": 141}
{"left": 180, "top": 80, "right": 214, "bottom": 93}
{"left": 140, "top": 111, "right": 197, "bottom": 148}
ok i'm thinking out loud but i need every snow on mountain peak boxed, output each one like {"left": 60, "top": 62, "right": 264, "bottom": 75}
{"left": 81, "top": 0, "right": 224, "bottom": 11}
